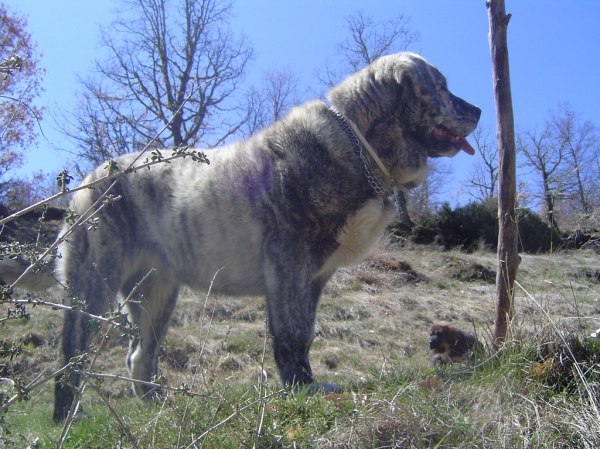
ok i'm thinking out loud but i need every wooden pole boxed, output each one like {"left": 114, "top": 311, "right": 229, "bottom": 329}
{"left": 487, "top": 0, "right": 521, "bottom": 348}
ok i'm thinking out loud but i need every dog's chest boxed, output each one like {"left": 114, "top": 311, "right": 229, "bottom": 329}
{"left": 316, "top": 198, "right": 398, "bottom": 276}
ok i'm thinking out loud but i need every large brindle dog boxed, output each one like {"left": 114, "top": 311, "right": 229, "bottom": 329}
{"left": 0, "top": 52, "right": 480, "bottom": 421}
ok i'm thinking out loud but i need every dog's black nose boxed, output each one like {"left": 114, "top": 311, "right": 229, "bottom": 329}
{"left": 450, "top": 92, "right": 481, "bottom": 123}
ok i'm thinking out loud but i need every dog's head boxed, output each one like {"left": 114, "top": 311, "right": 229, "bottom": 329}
{"left": 328, "top": 52, "right": 481, "bottom": 187}
{"left": 429, "top": 322, "right": 452, "bottom": 353}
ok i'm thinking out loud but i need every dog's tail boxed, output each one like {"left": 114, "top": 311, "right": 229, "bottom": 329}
{"left": 0, "top": 258, "right": 56, "bottom": 291}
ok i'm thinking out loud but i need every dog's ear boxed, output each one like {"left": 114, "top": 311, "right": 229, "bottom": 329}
{"left": 327, "top": 52, "right": 427, "bottom": 129}
{"left": 391, "top": 53, "right": 447, "bottom": 114}
{"left": 328, "top": 59, "right": 395, "bottom": 125}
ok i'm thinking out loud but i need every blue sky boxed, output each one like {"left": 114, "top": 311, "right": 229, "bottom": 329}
{"left": 5, "top": 0, "right": 600, "bottom": 203}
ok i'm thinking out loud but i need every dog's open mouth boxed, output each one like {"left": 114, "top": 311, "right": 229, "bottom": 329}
{"left": 432, "top": 126, "right": 476, "bottom": 156}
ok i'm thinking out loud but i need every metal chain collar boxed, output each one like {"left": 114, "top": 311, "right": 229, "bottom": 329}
{"left": 329, "top": 107, "right": 394, "bottom": 197}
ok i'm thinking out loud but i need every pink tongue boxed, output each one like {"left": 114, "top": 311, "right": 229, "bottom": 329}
{"left": 457, "top": 136, "right": 476, "bottom": 156}
{"left": 433, "top": 127, "right": 476, "bottom": 156}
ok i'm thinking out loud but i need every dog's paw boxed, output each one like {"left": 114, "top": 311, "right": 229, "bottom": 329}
{"left": 300, "top": 381, "right": 342, "bottom": 395}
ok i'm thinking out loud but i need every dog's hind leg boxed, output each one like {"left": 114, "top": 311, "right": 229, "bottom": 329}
{"left": 122, "top": 273, "right": 179, "bottom": 400}
{"left": 53, "top": 273, "right": 112, "bottom": 422}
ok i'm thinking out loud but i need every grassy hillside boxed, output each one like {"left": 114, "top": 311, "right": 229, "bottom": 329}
{"left": 2, "top": 239, "right": 600, "bottom": 448}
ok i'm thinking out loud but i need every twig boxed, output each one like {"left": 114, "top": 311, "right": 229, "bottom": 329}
{"left": 0, "top": 148, "right": 207, "bottom": 226}
{"left": 77, "top": 370, "right": 139, "bottom": 449}
{"left": 0, "top": 93, "right": 49, "bottom": 143}
{"left": 72, "top": 371, "right": 219, "bottom": 400}
{"left": 7, "top": 193, "right": 121, "bottom": 290}
{"left": 3, "top": 98, "right": 208, "bottom": 292}
{"left": 5, "top": 298, "right": 137, "bottom": 336}
{"left": 176, "top": 268, "right": 222, "bottom": 448}
{"left": 184, "top": 389, "right": 288, "bottom": 449}
{"left": 3, "top": 148, "right": 207, "bottom": 300}
{"left": 252, "top": 318, "right": 270, "bottom": 448}
{"left": 1, "top": 78, "right": 215, "bottom": 446}
{"left": 0, "top": 361, "right": 80, "bottom": 414}
{"left": 515, "top": 280, "right": 600, "bottom": 421}
{"left": 56, "top": 267, "right": 156, "bottom": 448}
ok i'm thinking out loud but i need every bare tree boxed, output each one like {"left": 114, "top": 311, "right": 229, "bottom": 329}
{"left": 317, "top": 10, "right": 420, "bottom": 89}
{"left": 0, "top": 3, "right": 45, "bottom": 200}
{"left": 407, "top": 160, "right": 454, "bottom": 220}
{"left": 243, "top": 67, "right": 302, "bottom": 137}
{"left": 517, "top": 124, "right": 565, "bottom": 231}
{"left": 249, "top": 11, "right": 420, "bottom": 138}
{"left": 0, "top": 171, "right": 61, "bottom": 209}
{"left": 551, "top": 103, "right": 598, "bottom": 223}
{"left": 467, "top": 126, "right": 499, "bottom": 202}
{"left": 59, "top": 0, "right": 253, "bottom": 168}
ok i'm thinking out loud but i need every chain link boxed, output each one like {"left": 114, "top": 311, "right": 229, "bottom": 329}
{"left": 329, "top": 107, "right": 394, "bottom": 197}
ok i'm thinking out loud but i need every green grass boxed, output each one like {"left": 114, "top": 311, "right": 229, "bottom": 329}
{"left": 5, "top": 337, "right": 600, "bottom": 448}
{"left": 3, "top": 244, "right": 600, "bottom": 447}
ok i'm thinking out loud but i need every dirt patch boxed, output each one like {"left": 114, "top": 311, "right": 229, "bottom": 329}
{"left": 368, "top": 257, "right": 427, "bottom": 284}
{"left": 20, "top": 332, "right": 46, "bottom": 347}
{"left": 160, "top": 341, "right": 199, "bottom": 371}
{"left": 449, "top": 261, "right": 496, "bottom": 284}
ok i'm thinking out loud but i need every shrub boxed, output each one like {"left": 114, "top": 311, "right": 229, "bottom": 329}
{"left": 407, "top": 199, "right": 563, "bottom": 253}
{"left": 516, "top": 208, "right": 563, "bottom": 253}
{"left": 436, "top": 201, "right": 498, "bottom": 251}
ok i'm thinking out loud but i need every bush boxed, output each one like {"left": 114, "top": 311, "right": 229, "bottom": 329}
{"left": 436, "top": 201, "right": 498, "bottom": 251}
{"left": 517, "top": 209, "right": 562, "bottom": 253}
{"left": 407, "top": 199, "right": 562, "bottom": 253}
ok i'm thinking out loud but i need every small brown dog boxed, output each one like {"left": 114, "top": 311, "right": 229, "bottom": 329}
{"left": 428, "top": 322, "right": 481, "bottom": 366}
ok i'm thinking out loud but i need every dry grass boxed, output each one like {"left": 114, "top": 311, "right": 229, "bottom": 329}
{"left": 3, "top": 240, "right": 600, "bottom": 447}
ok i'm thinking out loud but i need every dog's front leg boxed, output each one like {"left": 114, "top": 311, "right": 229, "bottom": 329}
{"left": 264, "top": 249, "right": 340, "bottom": 393}
{"left": 265, "top": 270, "right": 315, "bottom": 388}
